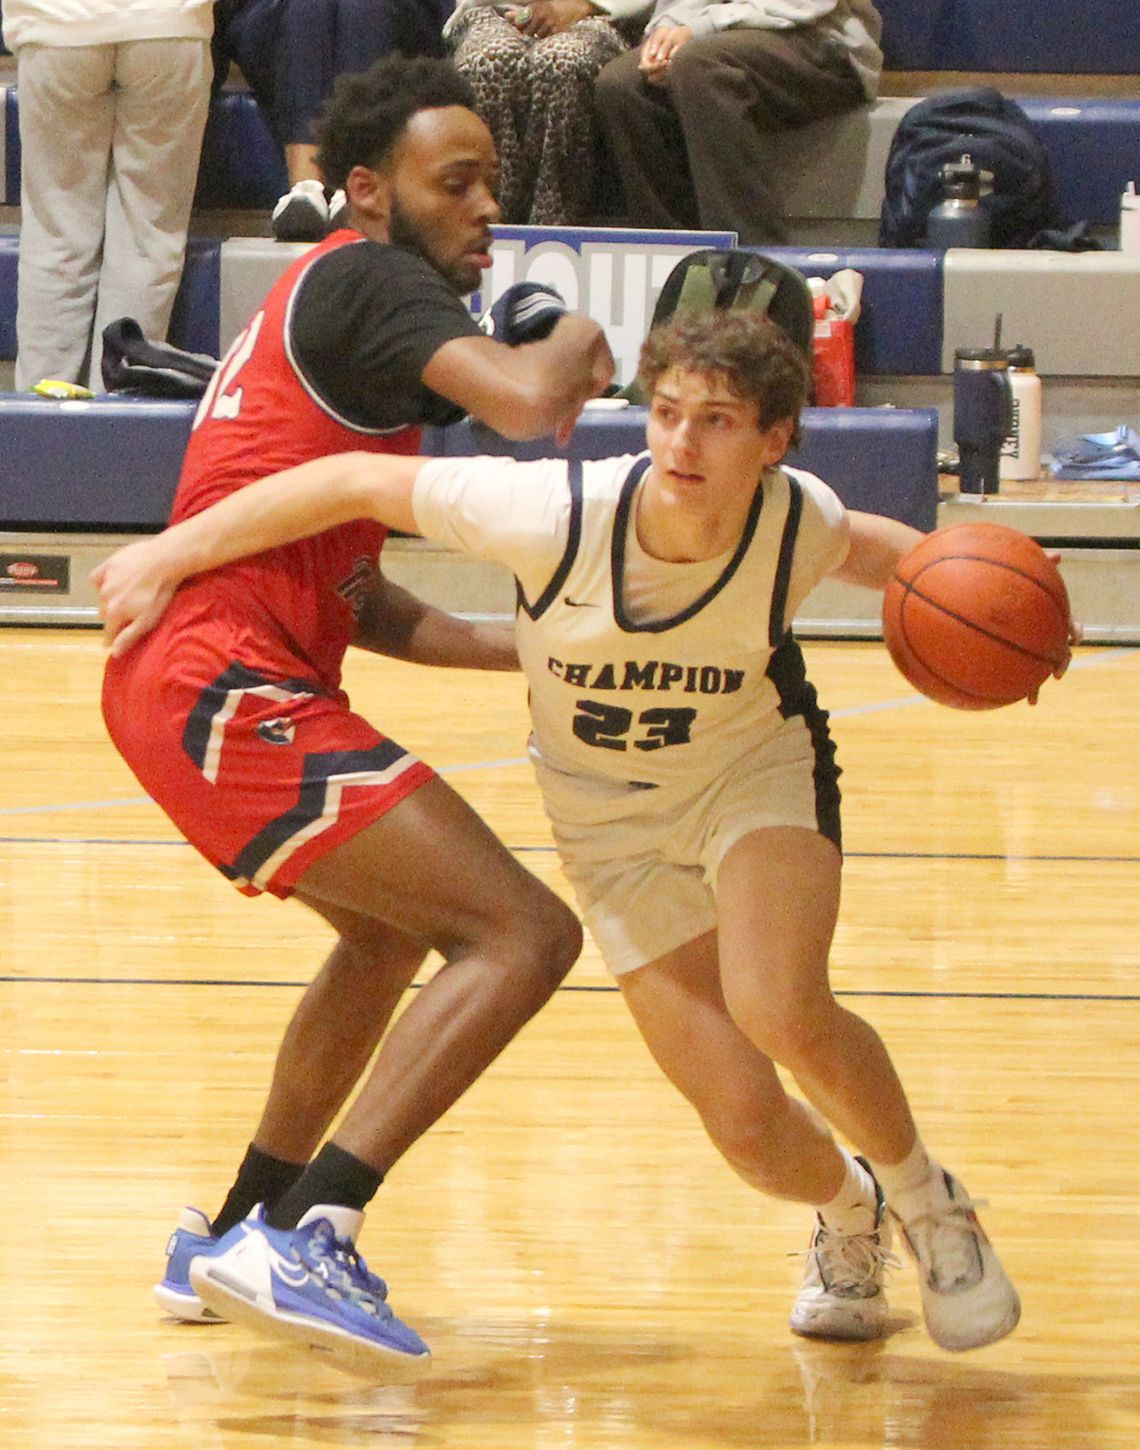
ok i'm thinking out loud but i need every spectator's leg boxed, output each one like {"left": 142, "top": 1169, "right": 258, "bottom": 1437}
{"left": 216, "top": 0, "right": 289, "bottom": 147}
{"left": 525, "top": 20, "right": 625, "bottom": 226}
{"left": 450, "top": 9, "right": 533, "bottom": 223}
{"left": 276, "top": 0, "right": 337, "bottom": 175}
{"left": 593, "top": 44, "right": 699, "bottom": 232}
{"left": 273, "top": 0, "right": 448, "bottom": 185}
{"left": 665, "top": 29, "right": 865, "bottom": 244}
{"left": 91, "top": 38, "right": 212, "bottom": 389}
{"left": 14, "top": 44, "right": 116, "bottom": 390}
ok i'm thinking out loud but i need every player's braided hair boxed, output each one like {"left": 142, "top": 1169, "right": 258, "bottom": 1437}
{"left": 637, "top": 311, "right": 810, "bottom": 446}
{"left": 314, "top": 56, "right": 477, "bottom": 190}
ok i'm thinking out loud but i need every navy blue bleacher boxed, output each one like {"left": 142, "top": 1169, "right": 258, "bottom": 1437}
{"left": 765, "top": 247, "right": 943, "bottom": 376}
{"left": 0, "top": 397, "right": 939, "bottom": 533}
{"left": 3, "top": 84, "right": 16, "bottom": 205}
{"left": 193, "top": 90, "right": 286, "bottom": 212}
{"left": 0, "top": 231, "right": 221, "bottom": 362}
{"left": 875, "top": 0, "right": 1140, "bottom": 74}
{"left": 0, "top": 234, "right": 947, "bottom": 382}
{"left": 169, "top": 237, "right": 222, "bottom": 358}
{"left": 0, "top": 226, "right": 14, "bottom": 362}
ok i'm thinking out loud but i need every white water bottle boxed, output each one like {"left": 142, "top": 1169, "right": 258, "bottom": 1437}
{"left": 1000, "top": 345, "right": 1042, "bottom": 481}
{"left": 1121, "top": 182, "right": 1140, "bottom": 257}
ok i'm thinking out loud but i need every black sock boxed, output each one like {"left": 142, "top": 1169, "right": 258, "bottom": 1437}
{"left": 264, "top": 1142, "right": 384, "bottom": 1230}
{"left": 211, "top": 1144, "right": 306, "bottom": 1237}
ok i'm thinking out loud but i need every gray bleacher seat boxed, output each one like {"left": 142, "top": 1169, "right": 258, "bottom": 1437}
{"left": 754, "top": 93, "right": 1137, "bottom": 230}
{"left": 941, "top": 249, "right": 1140, "bottom": 376}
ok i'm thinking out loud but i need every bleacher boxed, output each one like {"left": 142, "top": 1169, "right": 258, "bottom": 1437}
{"left": 1, "top": 3, "right": 1137, "bottom": 639}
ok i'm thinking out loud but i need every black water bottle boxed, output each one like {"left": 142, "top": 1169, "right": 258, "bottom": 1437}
{"left": 953, "top": 346, "right": 1012, "bottom": 494}
{"left": 925, "top": 156, "right": 993, "bottom": 249}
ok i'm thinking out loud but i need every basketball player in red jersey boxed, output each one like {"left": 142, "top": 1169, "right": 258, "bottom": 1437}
{"left": 100, "top": 56, "right": 612, "bottom": 1372}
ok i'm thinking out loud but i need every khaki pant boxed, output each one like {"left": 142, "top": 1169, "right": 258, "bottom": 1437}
{"left": 15, "top": 37, "right": 211, "bottom": 391}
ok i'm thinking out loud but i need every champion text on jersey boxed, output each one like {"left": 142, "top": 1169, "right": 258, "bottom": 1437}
{"left": 546, "top": 657, "right": 746, "bottom": 694}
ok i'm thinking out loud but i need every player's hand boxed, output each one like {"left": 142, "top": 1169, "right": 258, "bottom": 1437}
{"left": 90, "top": 539, "right": 180, "bottom": 657}
{"left": 1026, "top": 555, "right": 1081, "bottom": 703}
{"left": 481, "top": 282, "right": 568, "bottom": 346}
{"left": 552, "top": 327, "right": 615, "bottom": 446}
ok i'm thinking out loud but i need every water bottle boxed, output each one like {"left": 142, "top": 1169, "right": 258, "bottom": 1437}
{"left": 925, "top": 156, "right": 993, "bottom": 249}
{"left": 1000, "top": 345, "right": 1043, "bottom": 481}
{"left": 954, "top": 346, "right": 1012, "bottom": 494}
{"left": 1121, "top": 182, "right": 1140, "bottom": 257}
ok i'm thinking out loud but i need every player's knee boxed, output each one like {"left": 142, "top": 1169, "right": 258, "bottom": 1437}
{"left": 724, "top": 981, "right": 835, "bottom": 1069}
{"left": 521, "top": 891, "right": 583, "bottom": 988}
{"left": 493, "top": 885, "right": 581, "bottom": 1002}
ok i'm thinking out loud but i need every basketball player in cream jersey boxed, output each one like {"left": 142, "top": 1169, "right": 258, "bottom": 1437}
{"left": 95, "top": 310, "right": 1028, "bottom": 1355}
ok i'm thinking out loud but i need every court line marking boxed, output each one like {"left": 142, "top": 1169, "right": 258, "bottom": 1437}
{"left": 0, "top": 974, "right": 1134, "bottom": 1004}
{"left": 1, "top": 835, "right": 1138, "bottom": 864}
{"left": 0, "top": 646, "right": 1132, "bottom": 819}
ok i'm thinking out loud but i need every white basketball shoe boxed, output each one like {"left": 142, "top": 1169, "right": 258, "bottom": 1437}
{"left": 791, "top": 1173, "right": 896, "bottom": 1341}
{"left": 895, "top": 1169, "right": 1021, "bottom": 1352}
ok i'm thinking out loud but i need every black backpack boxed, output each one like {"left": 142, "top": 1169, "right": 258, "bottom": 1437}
{"left": 879, "top": 88, "right": 1084, "bottom": 249}
{"left": 619, "top": 249, "right": 814, "bottom": 403}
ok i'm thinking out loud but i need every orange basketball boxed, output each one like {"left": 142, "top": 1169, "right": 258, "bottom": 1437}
{"left": 882, "top": 523, "right": 1071, "bottom": 710}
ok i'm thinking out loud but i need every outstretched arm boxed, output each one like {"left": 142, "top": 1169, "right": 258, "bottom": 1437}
{"left": 92, "top": 451, "right": 426, "bottom": 656}
{"left": 828, "top": 510, "right": 925, "bottom": 590}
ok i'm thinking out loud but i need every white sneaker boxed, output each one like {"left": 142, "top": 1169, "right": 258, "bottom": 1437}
{"left": 896, "top": 1170, "right": 1021, "bottom": 1352}
{"left": 271, "top": 179, "right": 330, "bottom": 243}
{"left": 790, "top": 1179, "right": 896, "bottom": 1342}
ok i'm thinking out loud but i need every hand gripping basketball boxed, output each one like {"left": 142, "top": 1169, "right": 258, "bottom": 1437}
{"left": 882, "top": 523, "right": 1073, "bottom": 709}
{"left": 480, "top": 282, "right": 568, "bottom": 346}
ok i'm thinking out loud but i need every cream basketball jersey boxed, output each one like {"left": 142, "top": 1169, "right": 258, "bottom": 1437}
{"left": 413, "top": 452, "right": 848, "bottom": 797}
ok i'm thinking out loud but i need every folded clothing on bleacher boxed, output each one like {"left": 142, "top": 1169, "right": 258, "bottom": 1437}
{"left": 1051, "top": 426, "right": 1140, "bottom": 480}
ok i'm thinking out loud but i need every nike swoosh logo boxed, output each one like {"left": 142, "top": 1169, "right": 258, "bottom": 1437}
{"left": 563, "top": 596, "right": 599, "bottom": 608}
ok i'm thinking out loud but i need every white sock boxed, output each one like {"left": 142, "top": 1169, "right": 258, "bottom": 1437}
{"left": 815, "top": 1148, "right": 879, "bottom": 1236}
{"left": 869, "top": 1136, "right": 949, "bottom": 1226}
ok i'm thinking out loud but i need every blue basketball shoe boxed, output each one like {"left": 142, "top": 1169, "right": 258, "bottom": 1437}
{"left": 188, "top": 1205, "right": 430, "bottom": 1375}
{"left": 154, "top": 1207, "right": 229, "bottom": 1322}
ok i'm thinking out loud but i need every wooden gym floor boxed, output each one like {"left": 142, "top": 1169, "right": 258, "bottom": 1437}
{"left": 1, "top": 627, "right": 1137, "bottom": 1450}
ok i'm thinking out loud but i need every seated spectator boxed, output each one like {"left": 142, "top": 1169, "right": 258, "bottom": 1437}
{"left": 445, "top": 0, "right": 652, "bottom": 226}
{"left": 3, "top": 0, "right": 213, "bottom": 391}
{"left": 594, "top": 0, "right": 882, "bottom": 243}
{"left": 214, "top": 0, "right": 454, "bottom": 241}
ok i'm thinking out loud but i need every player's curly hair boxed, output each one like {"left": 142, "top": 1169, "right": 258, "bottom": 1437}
{"left": 314, "top": 56, "right": 477, "bottom": 190}
{"left": 637, "top": 311, "right": 811, "bottom": 446}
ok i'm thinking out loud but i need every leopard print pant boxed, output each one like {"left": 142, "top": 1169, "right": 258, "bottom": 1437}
{"left": 449, "top": 7, "right": 627, "bottom": 225}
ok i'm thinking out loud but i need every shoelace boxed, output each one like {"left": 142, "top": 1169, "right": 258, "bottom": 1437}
{"left": 299, "top": 1221, "right": 394, "bottom": 1320}
{"left": 902, "top": 1194, "right": 989, "bottom": 1292}
{"left": 793, "top": 1225, "right": 900, "bottom": 1295}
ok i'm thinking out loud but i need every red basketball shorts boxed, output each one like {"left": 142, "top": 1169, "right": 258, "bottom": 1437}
{"left": 103, "top": 654, "right": 435, "bottom": 898}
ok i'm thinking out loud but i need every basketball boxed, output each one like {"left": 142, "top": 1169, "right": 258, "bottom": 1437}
{"left": 882, "top": 523, "right": 1071, "bottom": 710}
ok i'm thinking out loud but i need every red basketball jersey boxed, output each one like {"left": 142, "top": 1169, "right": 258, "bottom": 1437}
{"left": 169, "top": 231, "right": 423, "bottom": 691}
